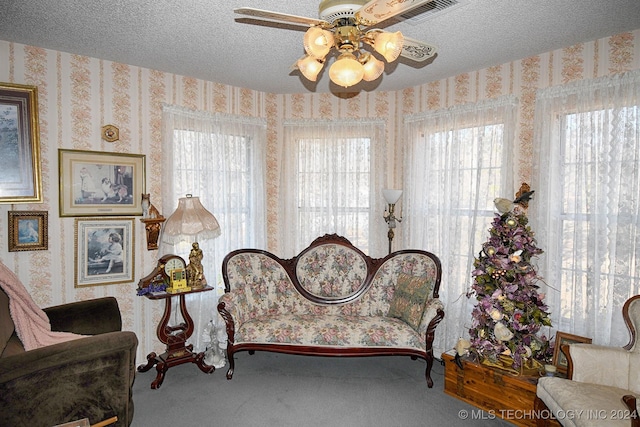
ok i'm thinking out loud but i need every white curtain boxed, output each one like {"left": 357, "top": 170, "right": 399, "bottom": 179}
{"left": 161, "top": 104, "right": 267, "bottom": 358}
{"left": 279, "top": 119, "right": 388, "bottom": 258}
{"left": 403, "top": 96, "right": 518, "bottom": 357}
{"left": 531, "top": 70, "right": 640, "bottom": 347}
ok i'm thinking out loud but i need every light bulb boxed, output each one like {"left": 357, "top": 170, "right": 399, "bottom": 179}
{"left": 360, "top": 53, "right": 384, "bottom": 82}
{"left": 374, "top": 31, "right": 404, "bottom": 62}
{"left": 297, "top": 55, "right": 325, "bottom": 82}
{"left": 329, "top": 52, "right": 364, "bottom": 88}
{"left": 304, "top": 27, "right": 334, "bottom": 59}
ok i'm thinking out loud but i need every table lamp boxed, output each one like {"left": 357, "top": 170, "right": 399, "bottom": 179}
{"left": 160, "top": 194, "right": 221, "bottom": 289}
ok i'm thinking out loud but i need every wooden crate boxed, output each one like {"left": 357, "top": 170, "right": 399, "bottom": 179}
{"left": 442, "top": 352, "right": 561, "bottom": 427}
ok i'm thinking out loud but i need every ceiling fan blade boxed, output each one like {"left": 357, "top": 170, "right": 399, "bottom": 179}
{"left": 400, "top": 36, "right": 437, "bottom": 62}
{"left": 356, "top": 0, "right": 434, "bottom": 26}
{"left": 234, "top": 7, "right": 329, "bottom": 27}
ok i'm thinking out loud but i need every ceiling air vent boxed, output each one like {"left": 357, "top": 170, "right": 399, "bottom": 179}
{"left": 399, "top": 0, "right": 467, "bottom": 25}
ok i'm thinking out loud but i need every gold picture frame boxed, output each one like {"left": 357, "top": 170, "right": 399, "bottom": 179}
{"left": 59, "top": 149, "right": 145, "bottom": 217}
{"left": 8, "top": 211, "right": 48, "bottom": 251}
{"left": 552, "top": 331, "right": 592, "bottom": 375}
{"left": 75, "top": 217, "right": 135, "bottom": 287}
{"left": 0, "top": 82, "right": 43, "bottom": 204}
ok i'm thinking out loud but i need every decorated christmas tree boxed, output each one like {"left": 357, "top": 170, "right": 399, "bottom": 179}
{"left": 467, "top": 184, "right": 552, "bottom": 373}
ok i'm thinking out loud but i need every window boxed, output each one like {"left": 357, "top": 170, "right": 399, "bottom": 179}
{"left": 532, "top": 70, "right": 640, "bottom": 346}
{"left": 552, "top": 106, "right": 640, "bottom": 332}
{"left": 413, "top": 122, "right": 507, "bottom": 279}
{"left": 162, "top": 105, "right": 267, "bottom": 353}
{"left": 171, "top": 129, "right": 262, "bottom": 251}
{"left": 297, "top": 136, "right": 371, "bottom": 250}
{"left": 280, "top": 119, "right": 387, "bottom": 257}
{"left": 403, "top": 97, "right": 518, "bottom": 356}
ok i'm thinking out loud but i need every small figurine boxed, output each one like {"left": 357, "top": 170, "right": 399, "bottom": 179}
{"left": 141, "top": 193, "right": 161, "bottom": 219}
{"left": 187, "top": 242, "right": 206, "bottom": 288}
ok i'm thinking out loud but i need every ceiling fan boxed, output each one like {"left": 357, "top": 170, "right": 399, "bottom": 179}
{"left": 234, "top": 0, "right": 438, "bottom": 89}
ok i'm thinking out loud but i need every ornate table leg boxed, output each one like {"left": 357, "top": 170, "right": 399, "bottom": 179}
{"left": 138, "top": 290, "right": 215, "bottom": 389}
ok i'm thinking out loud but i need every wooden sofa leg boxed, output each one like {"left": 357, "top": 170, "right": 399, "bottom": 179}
{"left": 533, "top": 396, "right": 551, "bottom": 427}
{"left": 226, "top": 348, "right": 235, "bottom": 380}
{"left": 425, "top": 353, "right": 434, "bottom": 388}
{"left": 622, "top": 395, "right": 639, "bottom": 427}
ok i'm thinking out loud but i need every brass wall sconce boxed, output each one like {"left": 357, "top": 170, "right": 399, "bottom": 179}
{"left": 140, "top": 193, "right": 165, "bottom": 250}
{"left": 140, "top": 217, "right": 166, "bottom": 250}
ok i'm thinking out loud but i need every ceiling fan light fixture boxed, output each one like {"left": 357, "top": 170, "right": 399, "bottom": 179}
{"left": 304, "top": 27, "right": 335, "bottom": 59}
{"left": 329, "top": 51, "right": 364, "bottom": 88}
{"left": 360, "top": 52, "right": 384, "bottom": 82}
{"left": 235, "top": 3, "right": 438, "bottom": 90}
{"left": 373, "top": 31, "right": 404, "bottom": 62}
{"left": 297, "top": 55, "right": 325, "bottom": 82}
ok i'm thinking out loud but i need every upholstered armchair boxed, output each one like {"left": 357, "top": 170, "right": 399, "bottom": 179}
{"left": 535, "top": 294, "right": 639, "bottom": 427}
{"left": 0, "top": 288, "right": 138, "bottom": 427}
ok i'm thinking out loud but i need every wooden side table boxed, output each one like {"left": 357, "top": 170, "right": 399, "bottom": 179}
{"left": 137, "top": 286, "right": 215, "bottom": 389}
{"left": 442, "top": 352, "right": 562, "bottom": 427}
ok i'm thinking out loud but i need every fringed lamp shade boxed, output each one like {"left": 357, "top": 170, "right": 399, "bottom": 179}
{"left": 160, "top": 195, "right": 221, "bottom": 246}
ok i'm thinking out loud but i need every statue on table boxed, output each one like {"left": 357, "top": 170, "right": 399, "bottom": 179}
{"left": 187, "top": 242, "right": 206, "bottom": 289}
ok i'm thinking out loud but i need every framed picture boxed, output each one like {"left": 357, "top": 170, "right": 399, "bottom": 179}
{"left": 0, "top": 83, "right": 43, "bottom": 204}
{"left": 8, "top": 211, "right": 48, "bottom": 251}
{"left": 74, "top": 217, "right": 135, "bottom": 287}
{"left": 59, "top": 149, "right": 145, "bottom": 217}
{"left": 552, "top": 331, "right": 592, "bottom": 374}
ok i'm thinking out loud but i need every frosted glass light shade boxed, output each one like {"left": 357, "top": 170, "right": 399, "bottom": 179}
{"left": 361, "top": 53, "right": 384, "bottom": 82}
{"left": 329, "top": 52, "right": 364, "bottom": 88}
{"left": 374, "top": 31, "right": 404, "bottom": 62}
{"left": 304, "top": 27, "right": 334, "bottom": 59}
{"left": 297, "top": 55, "right": 325, "bottom": 81}
{"left": 161, "top": 195, "right": 221, "bottom": 245}
{"left": 382, "top": 189, "right": 402, "bottom": 204}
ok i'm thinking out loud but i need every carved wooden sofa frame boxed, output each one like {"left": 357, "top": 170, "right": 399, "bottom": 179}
{"left": 217, "top": 234, "right": 445, "bottom": 387}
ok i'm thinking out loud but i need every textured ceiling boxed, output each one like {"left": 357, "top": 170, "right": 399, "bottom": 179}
{"left": 1, "top": 0, "right": 640, "bottom": 94}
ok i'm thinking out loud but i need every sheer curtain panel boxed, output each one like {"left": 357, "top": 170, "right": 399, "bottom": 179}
{"left": 161, "top": 104, "right": 267, "bottom": 359}
{"left": 531, "top": 70, "right": 640, "bottom": 347}
{"left": 403, "top": 97, "right": 518, "bottom": 357}
{"left": 279, "top": 119, "right": 388, "bottom": 258}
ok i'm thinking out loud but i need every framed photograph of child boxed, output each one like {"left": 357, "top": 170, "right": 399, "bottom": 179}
{"left": 552, "top": 331, "right": 592, "bottom": 375}
{"left": 8, "top": 211, "right": 48, "bottom": 251}
{"left": 75, "top": 217, "right": 135, "bottom": 287}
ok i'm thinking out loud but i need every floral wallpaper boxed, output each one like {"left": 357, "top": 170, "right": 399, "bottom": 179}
{"left": 0, "top": 29, "right": 638, "bottom": 361}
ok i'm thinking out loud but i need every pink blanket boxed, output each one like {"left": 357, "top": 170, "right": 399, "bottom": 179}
{"left": 0, "top": 261, "right": 82, "bottom": 351}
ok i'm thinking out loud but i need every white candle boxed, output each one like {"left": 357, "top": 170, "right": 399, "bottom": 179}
{"left": 544, "top": 364, "right": 557, "bottom": 376}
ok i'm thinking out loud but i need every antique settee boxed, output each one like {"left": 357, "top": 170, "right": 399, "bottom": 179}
{"left": 535, "top": 294, "right": 639, "bottom": 427}
{"left": 0, "top": 283, "right": 138, "bottom": 426}
{"left": 217, "top": 234, "right": 445, "bottom": 387}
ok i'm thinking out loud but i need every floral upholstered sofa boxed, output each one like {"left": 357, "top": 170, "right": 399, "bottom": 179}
{"left": 217, "top": 234, "right": 445, "bottom": 387}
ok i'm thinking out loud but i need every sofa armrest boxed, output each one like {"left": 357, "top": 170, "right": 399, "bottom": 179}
{"left": 218, "top": 289, "right": 248, "bottom": 327}
{"left": 0, "top": 331, "right": 138, "bottom": 426}
{"left": 44, "top": 296, "right": 122, "bottom": 335}
{"left": 419, "top": 298, "right": 445, "bottom": 351}
{"left": 419, "top": 298, "right": 445, "bottom": 333}
{"left": 569, "top": 343, "right": 633, "bottom": 389}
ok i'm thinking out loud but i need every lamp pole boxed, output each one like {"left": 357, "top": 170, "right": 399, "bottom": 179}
{"left": 382, "top": 189, "right": 403, "bottom": 254}
{"left": 383, "top": 201, "right": 402, "bottom": 254}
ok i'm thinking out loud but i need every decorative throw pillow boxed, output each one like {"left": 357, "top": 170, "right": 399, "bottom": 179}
{"left": 387, "top": 273, "right": 432, "bottom": 330}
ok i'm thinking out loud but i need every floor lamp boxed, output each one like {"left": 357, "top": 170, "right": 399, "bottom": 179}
{"left": 383, "top": 189, "right": 402, "bottom": 254}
